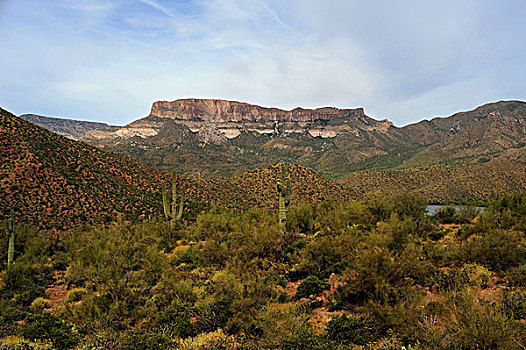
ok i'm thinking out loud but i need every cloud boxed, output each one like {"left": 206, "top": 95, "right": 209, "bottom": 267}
{"left": 0, "top": 0, "right": 525, "bottom": 125}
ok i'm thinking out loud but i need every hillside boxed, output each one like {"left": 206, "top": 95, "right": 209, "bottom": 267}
{"left": 0, "top": 108, "right": 215, "bottom": 230}
{"left": 340, "top": 159, "right": 526, "bottom": 203}
{"left": 402, "top": 100, "right": 526, "bottom": 166}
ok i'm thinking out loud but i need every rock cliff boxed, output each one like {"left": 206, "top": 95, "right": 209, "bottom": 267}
{"left": 89, "top": 99, "right": 393, "bottom": 144}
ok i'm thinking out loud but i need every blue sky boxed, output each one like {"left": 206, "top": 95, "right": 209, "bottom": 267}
{"left": 1, "top": 0, "right": 525, "bottom": 125}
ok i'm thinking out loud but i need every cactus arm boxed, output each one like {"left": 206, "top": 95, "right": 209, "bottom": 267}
{"left": 171, "top": 172, "right": 177, "bottom": 226}
{"left": 176, "top": 184, "right": 185, "bottom": 221}
{"left": 6, "top": 209, "right": 15, "bottom": 267}
{"left": 285, "top": 175, "right": 291, "bottom": 206}
{"left": 162, "top": 183, "right": 171, "bottom": 219}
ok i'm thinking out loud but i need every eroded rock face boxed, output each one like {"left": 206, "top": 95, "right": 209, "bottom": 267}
{"left": 151, "top": 99, "right": 361, "bottom": 122}
{"left": 147, "top": 99, "right": 392, "bottom": 139}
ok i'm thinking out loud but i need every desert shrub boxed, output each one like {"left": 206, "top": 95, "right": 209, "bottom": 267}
{"left": 441, "top": 289, "right": 524, "bottom": 349}
{"left": 434, "top": 205, "right": 456, "bottom": 224}
{"left": 20, "top": 312, "right": 79, "bottom": 350}
{"left": 392, "top": 191, "right": 427, "bottom": 222}
{"left": 434, "top": 267, "right": 469, "bottom": 293}
{"left": 503, "top": 288, "right": 526, "bottom": 320}
{"left": 325, "top": 314, "right": 377, "bottom": 346}
{"left": 177, "top": 329, "right": 237, "bottom": 350}
{"left": 0, "top": 225, "right": 48, "bottom": 272}
{"left": 0, "top": 336, "right": 53, "bottom": 350}
{"left": 435, "top": 264, "right": 494, "bottom": 293}
{"left": 287, "top": 203, "right": 315, "bottom": 234}
{"left": 294, "top": 231, "right": 358, "bottom": 279}
{"left": 294, "top": 276, "right": 330, "bottom": 300}
{"left": 76, "top": 331, "right": 120, "bottom": 350}
{"left": 377, "top": 213, "right": 416, "bottom": 252}
{"left": 455, "top": 206, "right": 481, "bottom": 224}
{"left": 66, "top": 288, "right": 87, "bottom": 302}
{"left": 1, "top": 262, "right": 49, "bottom": 307}
{"left": 29, "top": 298, "right": 49, "bottom": 312}
{"left": 191, "top": 209, "right": 283, "bottom": 269}
{"left": 458, "top": 229, "right": 526, "bottom": 271}
{"left": 248, "top": 304, "right": 321, "bottom": 349}
{"left": 334, "top": 244, "right": 433, "bottom": 308}
{"left": 508, "top": 264, "right": 526, "bottom": 287}
{"left": 119, "top": 327, "right": 174, "bottom": 350}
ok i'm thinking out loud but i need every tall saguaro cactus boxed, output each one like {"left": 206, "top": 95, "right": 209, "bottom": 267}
{"left": 6, "top": 209, "right": 15, "bottom": 267}
{"left": 277, "top": 164, "right": 291, "bottom": 232}
{"left": 162, "top": 172, "right": 185, "bottom": 226}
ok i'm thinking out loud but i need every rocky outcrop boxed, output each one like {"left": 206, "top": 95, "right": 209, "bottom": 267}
{"left": 150, "top": 99, "right": 365, "bottom": 122}
{"left": 19, "top": 114, "right": 117, "bottom": 140}
{"left": 85, "top": 99, "right": 394, "bottom": 146}
{"left": 147, "top": 99, "right": 393, "bottom": 139}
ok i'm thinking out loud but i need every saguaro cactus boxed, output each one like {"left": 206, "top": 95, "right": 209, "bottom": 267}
{"left": 277, "top": 164, "right": 291, "bottom": 231}
{"left": 6, "top": 209, "right": 15, "bottom": 267}
{"left": 162, "top": 172, "right": 185, "bottom": 226}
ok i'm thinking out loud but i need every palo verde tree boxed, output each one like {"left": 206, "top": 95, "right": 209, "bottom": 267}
{"left": 162, "top": 172, "right": 185, "bottom": 227}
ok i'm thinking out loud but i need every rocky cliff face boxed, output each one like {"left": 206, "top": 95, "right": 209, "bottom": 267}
{"left": 151, "top": 99, "right": 364, "bottom": 122}
{"left": 148, "top": 99, "right": 393, "bottom": 140}
{"left": 87, "top": 99, "right": 393, "bottom": 145}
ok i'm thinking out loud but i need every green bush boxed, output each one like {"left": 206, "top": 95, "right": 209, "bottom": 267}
{"left": 20, "top": 312, "right": 79, "bottom": 350}
{"left": 294, "top": 276, "right": 330, "bottom": 300}
{"left": 434, "top": 205, "right": 456, "bottom": 224}
{"left": 325, "top": 314, "right": 377, "bottom": 346}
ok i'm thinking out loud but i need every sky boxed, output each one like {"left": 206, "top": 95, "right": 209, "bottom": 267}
{"left": 1, "top": 0, "right": 525, "bottom": 126}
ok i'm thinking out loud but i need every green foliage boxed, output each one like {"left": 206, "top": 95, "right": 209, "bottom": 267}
{"left": 20, "top": 312, "right": 79, "bottom": 350}
{"left": 441, "top": 289, "right": 524, "bottom": 349}
{"left": 0, "top": 336, "right": 53, "bottom": 350}
{"left": 334, "top": 244, "right": 434, "bottom": 308}
{"left": 325, "top": 314, "right": 377, "bottom": 346}
{"left": 294, "top": 276, "right": 330, "bottom": 300}
{"left": 458, "top": 229, "right": 526, "bottom": 270}
{"left": 177, "top": 329, "right": 237, "bottom": 350}
{"left": 434, "top": 205, "right": 457, "bottom": 224}
{"left": 3, "top": 190, "right": 526, "bottom": 349}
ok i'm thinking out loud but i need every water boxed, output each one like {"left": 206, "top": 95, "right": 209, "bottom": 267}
{"left": 426, "top": 204, "right": 485, "bottom": 215}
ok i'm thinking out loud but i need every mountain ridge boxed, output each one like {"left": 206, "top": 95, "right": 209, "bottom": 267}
{"left": 79, "top": 99, "right": 526, "bottom": 177}
{"left": 19, "top": 114, "right": 119, "bottom": 140}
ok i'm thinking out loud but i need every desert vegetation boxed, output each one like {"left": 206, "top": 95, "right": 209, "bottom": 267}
{"left": 2, "top": 190, "right": 526, "bottom": 349}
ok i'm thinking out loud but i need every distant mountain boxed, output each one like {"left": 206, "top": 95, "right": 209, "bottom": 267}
{"left": 401, "top": 101, "right": 526, "bottom": 166}
{"left": 19, "top": 114, "right": 119, "bottom": 140}
{"left": 82, "top": 99, "right": 526, "bottom": 178}
{"left": 82, "top": 99, "right": 412, "bottom": 177}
